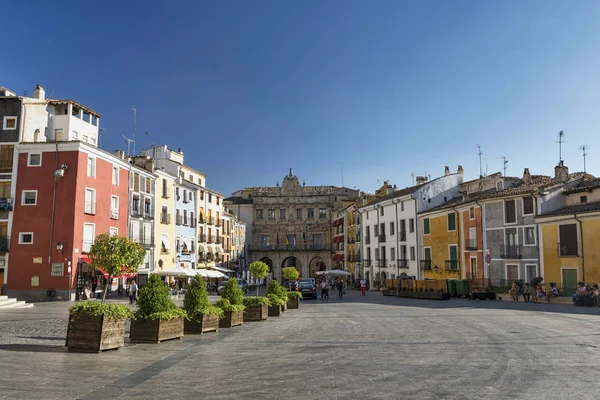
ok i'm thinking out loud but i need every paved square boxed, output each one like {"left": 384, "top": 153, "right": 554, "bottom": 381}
{"left": 1, "top": 291, "right": 600, "bottom": 399}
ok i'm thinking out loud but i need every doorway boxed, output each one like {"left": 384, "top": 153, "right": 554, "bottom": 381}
{"left": 562, "top": 268, "right": 578, "bottom": 297}
{"left": 506, "top": 264, "right": 518, "bottom": 282}
{"left": 470, "top": 258, "right": 477, "bottom": 279}
{"left": 526, "top": 265, "right": 537, "bottom": 282}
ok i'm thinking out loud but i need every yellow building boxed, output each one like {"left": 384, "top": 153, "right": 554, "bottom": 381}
{"left": 154, "top": 169, "right": 177, "bottom": 270}
{"left": 536, "top": 179, "right": 600, "bottom": 292}
{"left": 419, "top": 207, "right": 461, "bottom": 280}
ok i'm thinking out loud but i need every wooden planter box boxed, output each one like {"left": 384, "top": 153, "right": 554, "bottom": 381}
{"left": 184, "top": 314, "right": 219, "bottom": 334}
{"left": 66, "top": 312, "right": 126, "bottom": 353}
{"left": 130, "top": 317, "right": 184, "bottom": 343}
{"left": 244, "top": 304, "right": 268, "bottom": 321}
{"left": 219, "top": 310, "right": 244, "bottom": 328}
{"left": 287, "top": 296, "right": 300, "bottom": 309}
{"left": 268, "top": 304, "right": 282, "bottom": 317}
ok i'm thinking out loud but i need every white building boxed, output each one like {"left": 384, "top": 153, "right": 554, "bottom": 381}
{"left": 358, "top": 167, "right": 464, "bottom": 287}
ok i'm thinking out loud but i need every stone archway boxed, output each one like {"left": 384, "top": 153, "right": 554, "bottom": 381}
{"left": 309, "top": 256, "right": 327, "bottom": 278}
{"left": 281, "top": 256, "right": 303, "bottom": 281}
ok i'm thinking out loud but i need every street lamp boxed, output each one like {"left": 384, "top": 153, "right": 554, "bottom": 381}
{"left": 433, "top": 265, "right": 439, "bottom": 273}
{"left": 56, "top": 241, "right": 63, "bottom": 254}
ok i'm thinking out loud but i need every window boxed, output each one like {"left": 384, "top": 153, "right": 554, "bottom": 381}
{"left": 424, "top": 247, "right": 432, "bottom": 260}
{"left": 312, "top": 234, "right": 323, "bottom": 249}
{"left": 21, "top": 190, "right": 37, "bottom": 205}
{"left": 280, "top": 208, "right": 286, "bottom": 219}
{"left": 260, "top": 235, "right": 270, "bottom": 249}
{"left": 110, "top": 196, "right": 119, "bottom": 219}
{"left": 469, "top": 207, "right": 475, "bottom": 220}
{"left": 28, "top": 153, "right": 41, "bottom": 166}
{"left": 504, "top": 199, "right": 516, "bottom": 224}
{"left": 496, "top": 181, "right": 504, "bottom": 191}
{"left": 523, "top": 197, "right": 534, "bottom": 215}
{"left": 307, "top": 208, "right": 314, "bottom": 219}
{"left": 380, "top": 207, "right": 384, "bottom": 216}
{"left": 83, "top": 223, "right": 95, "bottom": 252}
{"left": 55, "top": 128, "right": 64, "bottom": 141}
{"left": 391, "top": 247, "right": 396, "bottom": 262}
{"left": 559, "top": 224, "right": 578, "bottom": 256}
{"left": 87, "top": 157, "right": 96, "bottom": 178}
{"left": 162, "top": 179, "right": 168, "bottom": 197}
{"left": 580, "top": 196, "right": 587, "bottom": 204}
{"left": 85, "top": 189, "right": 96, "bottom": 214}
{"left": 319, "top": 208, "right": 326, "bottom": 218}
{"left": 374, "top": 224, "right": 379, "bottom": 236}
{"left": 423, "top": 218, "right": 430, "bottom": 235}
{"left": 410, "top": 246, "right": 416, "bottom": 261}
{"left": 200, "top": 191, "right": 204, "bottom": 200}
{"left": 447, "top": 213, "right": 456, "bottom": 231}
{"left": 296, "top": 208, "right": 302, "bottom": 219}
{"left": 409, "top": 218, "right": 414, "bottom": 233}
{"left": 366, "top": 211, "right": 369, "bottom": 220}
{"left": 140, "top": 177, "right": 146, "bottom": 194}
{"left": 144, "top": 199, "right": 151, "bottom": 216}
{"left": 390, "top": 222, "right": 394, "bottom": 235}
{"left": 112, "top": 166, "right": 119, "bottom": 185}
{"left": 268, "top": 209, "right": 275, "bottom": 219}
{"left": 19, "top": 232, "right": 33, "bottom": 244}
{"left": 189, "top": 192, "right": 193, "bottom": 202}
{"left": 3, "top": 117, "right": 17, "bottom": 130}
{"left": 110, "top": 227, "right": 118, "bottom": 236}
{"left": 184, "top": 210, "right": 188, "bottom": 225}
{"left": 365, "top": 225, "right": 370, "bottom": 238}
{"left": 216, "top": 197, "right": 220, "bottom": 205}
{"left": 146, "top": 177, "right": 151, "bottom": 193}
{"left": 256, "top": 209, "right": 263, "bottom": 219}
{"left": 448, "top": 245, "right": 459, "bottom": 270}
{"left": 524, "top": 227, "right": 535, "bottom": 245}
{"left": 401, "top": 201, "right": 404, "bottom": 212}
{"left": 208, "top": 193, "right": 212, "bottom": 203}
{"left": 132, "top": 196, "right": 140, "bottom": 214}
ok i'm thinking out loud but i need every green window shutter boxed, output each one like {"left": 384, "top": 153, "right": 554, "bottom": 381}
{"left": 424, "top": 247, "right": 431, "bottom": 260}
{"left": 449, "top": 245, "right": 458, "bottom": 261}
{"left": 448, "top": 213, "right": 456, "bottom": 231}
{"left": 424, "top": 218, "right": 430, "bottom": 235}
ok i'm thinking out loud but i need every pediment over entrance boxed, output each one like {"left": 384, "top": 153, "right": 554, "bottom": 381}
{"left": 281, "top": 168, "right": 301, "bottom": 194}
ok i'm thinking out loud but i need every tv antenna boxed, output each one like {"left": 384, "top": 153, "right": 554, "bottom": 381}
{"left": 122, "top": 135, "right": 134, "bottom": 156}
{"left": 579, "top": 145, "right": 589, "bottom": 173}
{"left": 98, "top": 127, "right": 106, "bottom": 148}
{"left": 477, "top": 145, "right": 483, "bottom": 177}
{"left": 494, "top": 156, "right": 508, "bottom": 176}
{"left": 341, "top": 159, "right": 344, "bottom": 188}
{"left": 143, "top": 131, "right": 149, "bottom": 154}
{"left": 132, "top": 108, "right": 137, "bottom": 155}
{"left": 410, "top": 172, "right": 415, "bottom": 185}
{"left": 557, "top": 131, "right": 565, "bottom": 164}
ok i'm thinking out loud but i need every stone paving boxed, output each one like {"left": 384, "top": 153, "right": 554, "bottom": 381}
{"left": 1, "top": 291, "right": 600, "bottom": 399}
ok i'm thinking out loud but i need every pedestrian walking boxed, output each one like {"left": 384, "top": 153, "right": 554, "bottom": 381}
{"left": 360, "top": 278, "right": 367, "bottom": 296}
{"left": 337, "top": 279, "right": 344, "bottom": 299}
{"left": 129, "top": 280, "right": 138, "bottom": 304}
{"left": 320, "top": 280, "right": 327, "bottom": 299}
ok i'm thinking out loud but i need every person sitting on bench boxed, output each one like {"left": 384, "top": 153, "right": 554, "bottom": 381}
{"left": 546, "top": 282, "right": 559, "bottom": 302}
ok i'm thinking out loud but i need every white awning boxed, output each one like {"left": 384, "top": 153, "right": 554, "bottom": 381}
{"left": 197, "top": 269, "right": 226, "bottom": 278}
{"left": 155, "top": 267, "right": 196, "bottom": 277}
{"left": 316, "top": 269, "right": 351, "bottom": 276}
{"left": 214, "top": 244, "right": 224, "bottom": 254}
{"left": 210, "top": 265, "right": 235, "bottom": 273}
{"left": 206, "top": 244, "right": 215, "bottom": 254}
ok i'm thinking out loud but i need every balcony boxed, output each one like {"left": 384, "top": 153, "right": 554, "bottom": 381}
{"left": 208, "top": 217, "right": 215, "bottom": 225}
{"left": 0, "top": 236, "right": 10, "bottom": 252}
{"left": 378, "top": 233, "right": 386, "bottom": 243}
{"left": 0, "top": 160, "right": 13, "bottom": 173}
{"left": 199, "top": 234, "right": 207, "bottom": 243}
{"left": 133, "top": 236, "right": 154, "bottom": 248}
{"left": 161, "top": 246, "right": 170, "bottom": 255}
{"left": 161, "top": 190, "right": 170, "bottom": 199}
{"left": 399, "top": 231, "right": 406, "bottom": 242}
{"left": 208, "top": 235, "right": 217, "bottom": 244}
{"left": 84, "top": 202, "right": 96, "bottom": 215}
{"left": 397, "top": 259, "right": 409, "bottom": 268}
{"left": 110, "top": 210, "right": 119, "bottom": 220}
{"left": 176, "top": 215, "right": 183, "bottom": 226}
{"left": 500, "top": 245, "right": 522, "bottom": 259}
{"left": 364, "top": 236, "right": 370, "bottom": 245}
{"left": 143, "top": 210, "right": 154, "bottom": 220}
{"left": 249, "top": 244, "right": 332, "bottom": 252}
{"left": 198, "top": 216, "right": 206, "bottom": 224}
{"left": 0, "top": 198, "right": 13, "bottom": 212}
{"left": 82, "top": 240, "right": 93, "bottom": 253}
{"left": 131, "top": 208, "right": 142, "bottom": 218}
{"left": 445, "top": 260, "right": 459, "bottom": 271}
{"left": 377, "top": 258, "right": 387, "bottom": 267}
{"left": 420, "top": 260, "right": 432, "bottom": 270}
{"left": 161, "top": 213, "right": 171, "bottom": 224}
{"left": 466, "top": 239, "right": 478, "bottom": 250}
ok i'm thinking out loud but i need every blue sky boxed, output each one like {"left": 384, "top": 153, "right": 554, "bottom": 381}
{"left": 3, "top": 1, "right": 600, "bottom": 195}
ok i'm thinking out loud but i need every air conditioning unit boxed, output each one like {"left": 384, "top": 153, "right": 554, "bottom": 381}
{"left": 54, "top": 169, "right": 65, "bottom": 178}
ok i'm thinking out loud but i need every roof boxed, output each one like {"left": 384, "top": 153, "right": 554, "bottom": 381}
{"left": 224, "top": 196, "right": 253, "bottom": 204}
{"left": 461, "top": 172, "right": 502, "bottom": 185}
{"left": 419, "top": 189, "right": 499, "bottom": 214}
{"left": 480, "top": 172, "right": 594, "bottom": 200}
{"left": 563, "top": 178, "right": 600, "bottom": 194}
{"left": 358, "top": 183, "right": 423, "bottom": 209}
{"left": 537, "top": 201, "right": 600, "bottom": 218}
{"left": 47, "top": 99, "right": 102, "bottom": 117}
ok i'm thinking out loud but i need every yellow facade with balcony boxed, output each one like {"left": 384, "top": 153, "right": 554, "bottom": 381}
{"left": 419, "top": 209, "right": 461, "bottom": 280}
{"left": 154, "top": 170, "right": 177, "bottom": 270}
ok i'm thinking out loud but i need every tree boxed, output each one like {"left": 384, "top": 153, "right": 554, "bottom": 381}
{"left": 282, "top": 267, "right": 300, "bottom": 282}
{"left": 183, "top": 275, "right": 223, "bottom": 319}
{"left": 88, "top": 233, "right": 146, "bottom": 302}
{"left": 249, "top": 261, "right": 269, "bottom": 296}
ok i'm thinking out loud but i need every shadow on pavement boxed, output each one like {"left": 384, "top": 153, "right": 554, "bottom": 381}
{"left": 16, "top": 336, "right": 65, "bottom": 341}
{"left": 0, "top": 343, "right": 67, "bottom": 353}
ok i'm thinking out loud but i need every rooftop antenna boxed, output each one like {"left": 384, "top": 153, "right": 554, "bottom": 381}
{"left": 132, "top": 108, "right": 137, "bottom": 155}
{"left": 557, "top": 131, "right": 565, "bottom": 164}
{"left": 579, "top": 145, "right": 589, "bottom": 173}
{"left": 341, "top": 159, "right": 344, "bottom": 188}
{"left": 410, "top": 172, "right": 415, "bottom": 185}
{"left": 98, "top": 127, "right": 106, "bottom": 148}
{"left": 494, "top": 156, "right": 508, "bottom": 176}
{"left": 477, "top": 144, "right": 483, "bottom": 177}
{"left": 122, "top": 135, "right": 134, "bottom": 156}
{"left": 143, "top": 131, "right": 149, "bottom": 154}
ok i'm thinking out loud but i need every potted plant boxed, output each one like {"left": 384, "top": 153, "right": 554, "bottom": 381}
{"left": 130, "top": 274, "right": 187, "bottom": 343}
{"left": 277, "top": 282, "right": 290, "bottom": 311}
{"left": 282, "top": 267, "right": 302, "bottom": 309}
{"left": 216, "top": 278, "right": 245, "bottom": 328}
{"left": 266, "top": 281, "right": 285, "bottom": 316}
{"left": 249, "top": 261, "right": 270, "bottom": 296}
{"left": 66, "top": 302, "right": 133, "bottom": 352}
{"left": 242, "top": 296, "right": 271, "bottom": 321}
{"left": 66, "top": 234, "right": 145, "bottom": 352}
{"left": 182, "top": 275, "right": 223, "bottom": 334}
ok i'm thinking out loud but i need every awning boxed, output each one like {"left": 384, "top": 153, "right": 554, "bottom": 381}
{"left": 198, "top": 269, "right": 227, "bottom": 278}
{"left": 214, "top": 244, "right": 223, "bottom": 254}
{"left": 155, "top": 267, "right": 195, "bottom": 277}
{"left": 99, "top": 269, "right": 137, "bottom": 279}
{"left": 197, "top": 243, "right": 207, "bottom": 253}
{"left": 80, "top": 257, "right": 91, "bottom": 264}
{"left": 210, "top": 265, "right": 235, "bottom": 273}
{"left": 206, "top": 244, "right": 215, "bottom": 254}
{"left": 199, "top": 208, "right": 206, "bottom": 220}
{"left": 316, "top": 269, "right": 351, "bottom": 276}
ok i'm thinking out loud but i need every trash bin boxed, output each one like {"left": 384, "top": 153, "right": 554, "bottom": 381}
{"left": 448, "top": 280, "right": 457, "bottom": 297}
{"left": 455, "top": 280, "right": 469, "bottom": 297}
{"left": 46, "top": 289, "right": 56, "bottom": 298}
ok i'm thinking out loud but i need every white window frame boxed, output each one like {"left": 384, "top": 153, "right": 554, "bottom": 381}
{"left": 469, "top": 207, "right": 475, "bottom": 220}
{"left": 85, "top": 188, "right": 96, "bottom": 214}
{"left": 112, "top": 166, "right": 119, "bottom": 186}
{"left": 447, "top": 213, "right": 457, "bottom": 232}
{"left": 21, "top": 190, "right": 38, "bottom": 205}
{"left": 83, "top": 223, "right": 95, "bottom": 252}
{"left": 523, "top": 226, "right": 536, "bottom": 246}
{"left": 27, "top": 153, "right": 42, "bottom": 167}
{"left": 111, "top": 195, "right": 119, "bottom": 219}
{"left": 504, "top": 263, "right": 520, "bottom": 280}
{"left": 87, "top": 156, "right": 96, "bottom": 178}
{"left": 3, "top": 116, "right": 17, "bottom": 130}
{"left": 522, "top": 197, "right": 534, "bottom": 216}
{"left": 110, "top": 227, "right": 118, "bottom": 236}
{"left": 18, "top": 232, "right": 33, "bottom": 244}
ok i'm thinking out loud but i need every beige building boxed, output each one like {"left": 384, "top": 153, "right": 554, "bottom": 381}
{"left": 225, "top": 169, "right": 360, "bottom": 281}
{"left": 154, "top": 169, "right": 177, "bottom": 271}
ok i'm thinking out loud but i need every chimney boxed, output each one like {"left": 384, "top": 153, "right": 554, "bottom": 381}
{"left": 554, "top": 161, "right": 569, "bottom": 182}
{"left": 416, "top": 176, "right": 428, "bottom": 185}
{"left": 178, "top": 148, "right": 183, "bottom": 154}
{"left": 462, "top": 190, "right": 469, "bottom": 201}
{"left": 33, "top": 84, "right": 45, "bottom": 99}
{"left": 114, "top": 150, "right": 125, "bottom": 159}
{"left": 444, "top": 166, "right": 450, "bottom": 176}
{"left": 523, "top": 168, "right": 531, "bottom": 184}
{"left": 457, "top": 165, "right": 464, "bottom": 176}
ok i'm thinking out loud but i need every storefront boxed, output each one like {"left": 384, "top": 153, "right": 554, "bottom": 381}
{"left": 75, "top": 257, "right": 137, "bottom": 300}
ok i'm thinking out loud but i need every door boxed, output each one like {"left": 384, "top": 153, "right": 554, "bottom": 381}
{"left": 526, "top": 265, "right": 537, "bottom": 282}
{"left": 449, "top": 245, "right": 458, "bottom": 271}
{"left": 470, "top": 258, "right": 477, "bottom": 279}
{"left": 562, "top": 269, "right": 578, "bottom": 297}
{"left": 469, "top": 227, "right": 477, "bottom": 249}
{"left": 506, "top": 265, "right": 518, "bottom": 282}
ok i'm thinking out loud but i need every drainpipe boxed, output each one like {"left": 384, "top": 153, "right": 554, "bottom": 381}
{"left": 452, "top": 206, "right": 461, "bottom": 277}
{"left": 48, "top": 143, "right": 59, "bottom": 267}
{"left": 393, "top": 199, "right": 400, "bottom": 278}
{"left": 411, "top": 194, "right": 419, "bottom": 279}
{"left": 475, "top": 199, "right": 485, "bottom": 282}
{"left": 574, "top": 213, "right": 585, "bottom": 282}
{"left": 532, "top": 193, "right": 541, "bottom": 277}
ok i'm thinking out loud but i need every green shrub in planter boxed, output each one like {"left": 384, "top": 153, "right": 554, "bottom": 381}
{"left": 217, "top": 278, "right": 245, "bottom": 328}
{"left": 266, "top": 293, "right": 285, "bottom": 306}
{"left": 243, "top": 296, "right": 271, "bottom": 308}
{"left": 249, "top": 261, "right": 270, "bottom": 296}
{"left": 70, "top": 301, "right": 134, "bottom": 321}
{"left": 242, "top": 296, "right": 271, "bottom": 321}
{"left": 131, "top": 274, "right": 186, "bottom": 343}
{"left": 183, "top": 275, "right": 223, "bottom": 333}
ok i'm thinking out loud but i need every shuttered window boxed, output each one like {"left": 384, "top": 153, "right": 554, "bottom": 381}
{"left": 523, "top": 197, "right": 534, "bottom": 215}
{"left": 505, "top": 200, "right": 516, "bottom": 223}
{"left": 559, "top": 224, "right": 578, "bottom": 256}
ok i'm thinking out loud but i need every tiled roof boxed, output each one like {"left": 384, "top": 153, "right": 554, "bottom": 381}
{"left": 481, "top": 172, "right": 594, "bottom": 199}
{"left": 357, "top": 183, "right": 422, "bottom": 209}
{"left": 563, "top": 178, "right": 600, "bottom": 194}
{"left": 47, "top": 99, "right": 102, "bottom": 117}
{"left": 537, "top": 201, "right": 600, "bottom": 218}
{"left": 419, "top": 189, "right": 499, "bottom": 214}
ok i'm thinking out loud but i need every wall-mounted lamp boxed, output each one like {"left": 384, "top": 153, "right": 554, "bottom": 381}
{"left": 56, "top": 242, "right": 64, "bottom": 254}
{"left": 433, "top": 265, "right": 439, "bottom": 273}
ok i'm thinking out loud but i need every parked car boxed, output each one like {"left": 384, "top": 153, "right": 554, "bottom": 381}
{"left": 217, "top": 278, "right": 248, "bottom": 295}
{"left": 298, "top": 278, "right": 316, "bottom": 285}
{"left": 297, "top": 280, "right": 318, "bottom": 299}
{"left": 283, "top": 280, "right": 298, "bottom": 291}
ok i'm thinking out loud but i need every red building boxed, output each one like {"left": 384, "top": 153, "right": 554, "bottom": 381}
{"left": 7, "top": 141, "right": 130, "bottom": 301}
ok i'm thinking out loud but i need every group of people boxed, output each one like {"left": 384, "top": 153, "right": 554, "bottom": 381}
{"left": 572, "top": 282, "right": 600, "bottom": 306}
{"left": 318, "top": 278, "right": 346, "bottom": 299}
{"left": 509, "top": 278, "right": 560, "bottom": 303}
